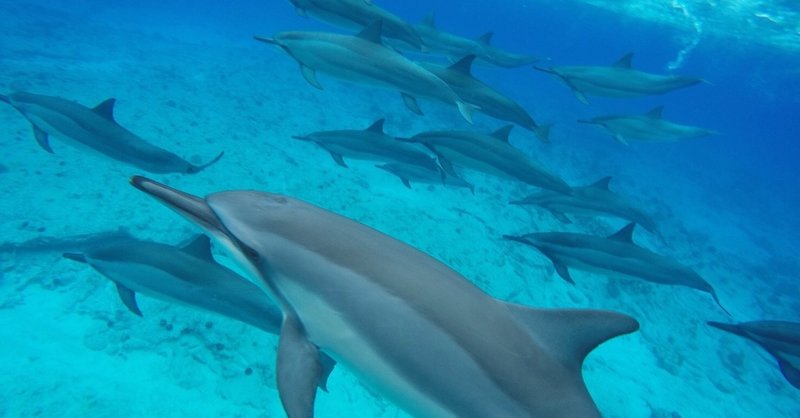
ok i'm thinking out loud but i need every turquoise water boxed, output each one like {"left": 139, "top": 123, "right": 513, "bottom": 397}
{"left": 0, "top": 0, "right": 798, "bottom": 417}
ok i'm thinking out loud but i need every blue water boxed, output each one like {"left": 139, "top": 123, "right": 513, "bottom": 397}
{"left": 1, "top": 0, "right": 798, "bottom": 417}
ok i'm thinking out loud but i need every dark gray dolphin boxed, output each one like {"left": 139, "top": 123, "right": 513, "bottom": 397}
{"left": 375, "top": 162, "right": 473, "bottom": 192}
{"left": 0, "top": 92, "right": 223, "bottom": 174}
{"left": 505, "top": 223, "right": 729, "bottom": 314}
{"left": 708, "top": 320, "right": 800, "bottom": 389}
{"left": 578, "top": 105, "right": 719, "bottom": 145}
{"left": 398, "top": 125, "right": 572, "bottom": 194}
{"left": 131, "top": 175, "right": 639, "bottom": 418}
{"left": 535, "top": 53, "right": 704, "bottom": 104}
{"left": 511, "top": 176, "right": 658, "bottom": 233}
{"left": 421, "top": 55, "right": 551, "bottom": 142}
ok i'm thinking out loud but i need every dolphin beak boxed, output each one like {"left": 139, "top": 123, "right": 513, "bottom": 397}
{"left": 130, "top": 176, "right": 226, "bottom": 236}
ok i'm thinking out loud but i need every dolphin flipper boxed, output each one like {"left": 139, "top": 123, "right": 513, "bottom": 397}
{"left": 277, "top": 315, "right": 323, "bottom": 418}
{"left": 552, "top": 259, "right": 575, "bottom": 284}
{"left": 33, "top": 125, "right": 53, "bottom": 153}
{"left": 329, "top": 152, "right": 348, "bottom": 168}
{"left": 317, "top": 353, "right": 337, "bottom": 392}
{"left": 550, "top": 210, "right": 573, "bottom": 224}
{"left": 300, "top": 65, "right": 323, "bottom": 90}
{"left": 777, "top": 357, "right": 800, "bottom": 389}
{"left": 115, "top": 282, "right": 142, "bottom": 316}
{"left": 401, "top": 93, "right": 423, "bottom": 115}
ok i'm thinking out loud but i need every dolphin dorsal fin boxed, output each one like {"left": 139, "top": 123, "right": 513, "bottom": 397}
{"left": 507, "top": 304, "right": 639, "bottom": 370}
{"left": 588, "top": 176, "right": 612, "bottom": 190}
{"left": 447, "top": 55, "right": 476, "bottom": 76}
{"left": 608, "top": 222, "right": 636, "bottom": 243}
{"left": 491, "top": 125, "right": 514, "bottom": 142}
{"left": 645, "top": 106, "right": 664, "bottom": 119}
{"left": 478, "top": 32, "right": 494, "bottom": 45}
{"left": 93, "top": 98, "right": 117, "bottom": 121}
{"left": 357, "top": 20, "right": 384, "bottom": 44}
{"left": 613, "top": 53, "right": 634, "bottom": 69}
{"left": 365, "top": 118, "right": 385, "bottom": 133}
{"left": 421, "top": 12, "right": 436, "bottom": 28}
{"left": 180, "top": 234, "right": 215, "bottom": 261}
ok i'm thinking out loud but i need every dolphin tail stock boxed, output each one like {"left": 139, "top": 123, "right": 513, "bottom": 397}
{"left": 0, "top": 94, "right": 9, "bottom": 104}
{"left": 187, "top": 151, "right": 225, "bottom": 174}
{"left": 62, "top": 252, "right": 88, "bottom": 263}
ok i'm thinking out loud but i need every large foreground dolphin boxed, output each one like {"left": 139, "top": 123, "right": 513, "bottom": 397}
{"left": 131, "top": 176, "right": 639, "bottom": 418}
{"left": 535, "top": 53, "right": 704, "bottom": 104}
{"left": 0, "top": 92, "right": 223, "bottom": 174}
{"left": 708, "top": 320, "right": 800, "bottom": 389}
{"left": 287, "top": 0, "right": 424, "bottom": 50}
{"left": 511, "top": 176, "right": 658, "bottom": 233}
{"left": 505, "top": 223, "right": 729, "bottom": 314}
{"left": 421, "top": 55, "right": 550, "bottom": 142}
{"left": 398, "top": 125, "right": 572, "bottom": 194}
{"left": 255, "top": 21, "right": 475, "bottom": 123}
{"left": 578, "top": 106, "right": 719, "bottom": 145}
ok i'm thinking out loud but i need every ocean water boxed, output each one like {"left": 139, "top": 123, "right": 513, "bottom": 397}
{"left": 0, "top": 0, "right": 798, "bottom": 417}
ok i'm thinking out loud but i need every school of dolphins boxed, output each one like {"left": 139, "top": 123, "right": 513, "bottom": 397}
{"left": 2, "top": 0, "right": 797, "bottom": 417}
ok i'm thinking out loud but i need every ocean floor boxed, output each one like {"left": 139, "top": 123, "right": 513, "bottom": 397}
{"left": 0, "top": 2, "right": 798, "bottom": 417}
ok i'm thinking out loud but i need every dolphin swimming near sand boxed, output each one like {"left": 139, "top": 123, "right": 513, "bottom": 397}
{"left": 578, "top": 106, "right": 719, "bottom": 145}
{"left": 535, "top": 53, "right": 704, "bottom": 104}
{"left": 708, "top": 320, "right": 800, "bottom": 390}
{"left": 511, "top": 176, "right": 658, "bottom": 233}
{"left": 421, "top": 55, "right": 550, "bottom": 142}
{"left": 375, "top": 162, "right": 473, "bottom": 191}
{"left": 398, "top": 125, "right": 572, "bottom": 194}
{"left": 505, "top": 223, "right": 729, "bottom": 314}
{"left": 0, "top": 92, "right": 223, "bottom": 174}
{"left": 288, "top": 0, "right": 424, "bottom": 50}
{"left": 131, "top": 175, "right": 639, "bottom": 418}
{"left": 255, "top": 21, "right": 476, "bottom": 123}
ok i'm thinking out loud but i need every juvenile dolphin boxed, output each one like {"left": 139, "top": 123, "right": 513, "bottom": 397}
{"left": 398, "top": 125, "right": 572, "bottom": 194}
{"left": 511, "top": 176, "right": 658, "bottom": 233}
{"left": 291, "top": 118, "right": 440, "bottom": 170}
{"left": 0, "top": 227, "right": 134, "bottom": 255}
{"left": 0, "top": 92, "right": 223, "bottom": 174}
{"left": 255, "top": 21, "right": 475, "bottom": 123}
{"left": 708, "top": 320, "right": 800, "bottom": 389}
{"left": 505, "top": 223, "right": 729, "bottom": 314}
{"left": 131, "top": 176, "right": 639, "bottom": 418}
{"left": 287, "top": 0, "right": 424, "bottom": 50}
{"left": 375, "top": 162, "right": 473, "bottom": 192}
{"left": 578, "top": 106, "right": 719, "bottom": 145}
{"left": 535, "top": 53, "right": 704, "bottom": 104}
{"left": 421, "top": 55, "right": 550, "bottom": 142}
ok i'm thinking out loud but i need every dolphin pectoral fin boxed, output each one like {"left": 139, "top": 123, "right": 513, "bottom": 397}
{"left": 456, "top": 101, "right": 477, "bottom": 124}
{"left": 300, "top": 65, "right": 323, "bottom": 90}
{"left": 328, "top": 152, "right": 347, "bottom": 168}
{"left": 777, "top": 357, "right": 800, "bottom": 389}
{"left": 550, "top": 211, "right": 572, "bottom": 224}
{"left": 317, "top": 353, "right": 337, "bottom": 392}
{"left": 552, "top": 260, "right": 575, "bottom": 284}
{"left": 277, "top": 315, "right": 322, "bottom": 418}
{"left": 572, "top": 90, "right": 590, "bottom": 105}
{"left": 614, "top": 134, "right": 629, "bottom": 146}
{"left": 115, "top": 282, "right": 142, "bottom": 317}
{"left": 33, "top": 125, "right": 53, "bottom": 153}
{"left": 295, "top": 7, "right": 308, "bottom": 17}
{"left": 401, "top": 93, "right": 423, "bottom": 115}
{"left": 400, "top": 176, "right": 412, "bottom": 189}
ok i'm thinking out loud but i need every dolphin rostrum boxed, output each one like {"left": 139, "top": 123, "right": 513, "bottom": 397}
{"left": 398, "top": 125, "right": 572, "bottom": 194}
{"left": 578, "top": 105, "right": 719, "bottom": 145}
{"left": 0, "top": 92, "right": 223, "bottom": 174}
{"left": 511, "top": 176, "right": 658, "bottom": 233}
{"left": 535, "top": 53, "right": 704, "bottom": 104}
{"left": 421, "top": 55, "right": 551, "bottom": 142}
{"left": 254, "top": 21, "right": 476, "bottom": 123}
{"left": 708, "top": 320, "right": 800, "bottom": 389}
{"left": 505, "top": 223, "right": 729, "bottom": 314}
{"left": 131, "top": 175, "right": 639, "bottom": 418}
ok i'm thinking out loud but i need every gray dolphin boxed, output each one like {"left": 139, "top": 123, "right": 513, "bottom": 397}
{"left": 131, "top": 176, "right": 639, "bottom": 418}
{"left": 255, "top": 21, "right": 476, "bottom": 123}
{"left": 375, "top": 162, "right": 473, "bottom": 192}
{"left": 0, "top": 92, "right": 223, "bottom": 174}
{"left": 421, "top": 55, "right": 551, "bottom": 142}
{"left": 708, "top": 320, "right": 800, "bottom": 390}
{"left": 505, "top": 223, "right": 729, "bottom": 314}
{"left": 287, "top": 0, "right": 424, "bottom": 50}
{"left": 578, "top": 106, "right": 719, "bottom": 145}
{"left": 535, "top": 53, "right": 704, "bottom": 104}
{"left": 398, "top": 125, "right": 572, "bottom": 194}
{"left": 511, "top": 176, "right": 658, "bottom": 233}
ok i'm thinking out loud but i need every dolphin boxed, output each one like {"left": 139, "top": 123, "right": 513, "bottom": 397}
{"left": 420, "top": 55, "right": 551, "bottom": 142}
{"left": 535, "top": 53, "right": 704, "bottom": 104}
{"left": 0, "top": 227, "right": 134, "bottom": 255}
{"left": 291, "top": 118, "right": 440, "bottom": 170}
{"left": 578, "top": 106, "right": 719, "bottom": 145}
{"left": 131, "top": 175, "right": 639, "bottom": 418}
{"left": 0, "top": 92, "right": 223, "bottom": 174}
{"left": 63, "top": 234, "right": 336, "bottom": 388}
{"left": 287, "top": 0, "right": 424, "bottom": 50}
{"left": 504, "top": 223, "right": 729, "bottom": 314}
{"left": 398, "top": 125, "right": 572, "bottom": 194}
{"left": 708, "top": 320, "right": 800, "bottom": 390}
{"left": 510, "top": 176, "right": 658, "bottom": 233}
{"left": 254, "top": 21, "right": 476, "bottom": 123}
{"left": 375, "top": 162, "right": 473, "bottom": 192}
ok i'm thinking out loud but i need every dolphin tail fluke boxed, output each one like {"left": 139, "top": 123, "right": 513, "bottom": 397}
{"left": 187, "top": 151, "right": 225, "bottom": 174}
{"left": 456, "top": 101, "right": 479, "bottom": 124}
{"left": 62, "top": 252, "right": 88, "bottom": 263}
{"left": 533, "top": 124, "right": 552, "bottom": 143}
{"left": 0, "top": 94, "right": 9, "bottom": 104}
